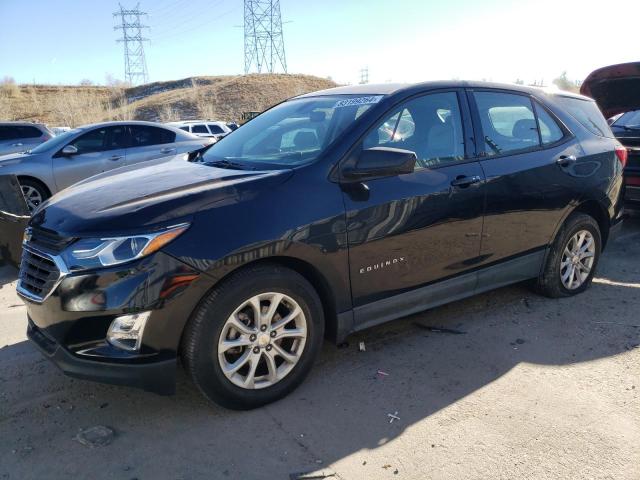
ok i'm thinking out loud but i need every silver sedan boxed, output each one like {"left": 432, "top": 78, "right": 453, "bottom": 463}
{"left": 0, "top": 121, "right": 213, "bottom": 211}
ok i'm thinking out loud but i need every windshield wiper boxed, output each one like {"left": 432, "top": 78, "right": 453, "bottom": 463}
{"left": 207, "top": 159, "right": 255, "bottom": 170}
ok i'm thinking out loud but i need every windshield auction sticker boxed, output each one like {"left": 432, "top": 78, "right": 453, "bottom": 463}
{"left": 334, "top": 95, "right": 384, "bottom": 108}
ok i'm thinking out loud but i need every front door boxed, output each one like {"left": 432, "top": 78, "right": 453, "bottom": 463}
{"left": 343, "top": 91, "right": 486, "bottom": 313}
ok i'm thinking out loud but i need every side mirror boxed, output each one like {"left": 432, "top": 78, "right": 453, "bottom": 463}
{"left": 344, "top": 147, "right": 417, "bottom": 180}
{"left": 61, "top": 145, "right": 78, "bottom": 156}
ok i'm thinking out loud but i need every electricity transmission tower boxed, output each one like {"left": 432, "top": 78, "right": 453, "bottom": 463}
{"left": 359, "top": 67, "right": 369, "bottom": 84}
{"left": 113, "top": 3, "right": 149, "bottom": 85}
{"left": 244, "top": 0, "right": 287, "bottom": 74}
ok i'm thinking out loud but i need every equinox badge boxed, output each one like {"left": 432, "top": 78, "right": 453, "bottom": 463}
{"left": 359, "top": 257, "right": 406, "bottom": 274}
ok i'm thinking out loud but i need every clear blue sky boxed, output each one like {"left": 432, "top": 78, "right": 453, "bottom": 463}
{"left": 1, "top": 0, "right": 638, "bottom": 86}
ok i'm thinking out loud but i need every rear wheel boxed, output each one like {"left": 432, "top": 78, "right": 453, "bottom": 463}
{"left": 19, "top": 178, "right": 50, "bottom": 213}
{"left": 536, "top": 213, "right": 601, "bottom": 298}
{"left": 181, "top": 264, "right": 324, "bottom": 410}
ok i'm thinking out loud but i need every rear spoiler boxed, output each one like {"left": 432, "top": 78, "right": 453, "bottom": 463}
{"left": 0, "top": 175, "right": 29, "bottom": 267}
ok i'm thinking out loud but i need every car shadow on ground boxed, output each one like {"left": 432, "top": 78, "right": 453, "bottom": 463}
{"left": 0, "top": 220, "right": 638, "bottom": 479}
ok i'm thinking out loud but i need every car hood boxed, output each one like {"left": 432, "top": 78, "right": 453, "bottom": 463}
{"left": 30, "top": 159, "right": 293, "bottom": 237}
{"left": 580, "top": 62, "right": 640, "bottom": 119}
{"left": 0, "top": 152, "right": 29, "bottom": 166}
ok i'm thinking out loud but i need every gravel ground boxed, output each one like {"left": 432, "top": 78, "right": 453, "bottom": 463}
{"left": 1, "top": 220, "right": 638, "bottom": 480}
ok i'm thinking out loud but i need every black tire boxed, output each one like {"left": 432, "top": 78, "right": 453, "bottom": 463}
{"left": 19, "top": 178, "right": 50, "bottom": 212}
{"left": 181, "top": 263, "right": 324, "bottom": 410}
{"left": 535, "top": 212, "right": 601, "bottom": 298}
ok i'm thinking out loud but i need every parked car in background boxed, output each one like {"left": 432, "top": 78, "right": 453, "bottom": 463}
{"left": 0, "top": 122, "right": 53, "bottom": 155}
{"left": 610, "top": 110, "right": 640, "bottom": 211}
{"left": 0, "top": 121, "right": 212, "bottom": 212}
{"left": 581, "top": 62, "right": 640, "bottom": 211}
{"left": 167, "top": 120, "right": 233, "bottom": 140}
{"left": 18, "top": 81, "right": 624, "bottom": 409}
{"left": 226, "top": 122, "right": 239, "bottom": 131}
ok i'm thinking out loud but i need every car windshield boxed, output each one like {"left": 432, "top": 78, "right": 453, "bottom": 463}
{"left": 200, "top": 95, "right": 383, "bottom": 168}
{"left": 613, "top": 110, "right": 640, "bottom": 129}
{"left": 28, "top": 128, "right": 81, "bottom": 154}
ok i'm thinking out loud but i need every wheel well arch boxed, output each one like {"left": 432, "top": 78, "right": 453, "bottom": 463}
{"left": 572, "top": 200, "right": 610, "bottom": 249}
{"left": 180, "top": 256, "right": 341, "bottom": 350}
{"left": 16, "top": 175, "right": 52, "bottom": 198}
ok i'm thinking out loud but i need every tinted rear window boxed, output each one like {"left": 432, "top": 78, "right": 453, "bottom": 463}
{"left": 555, "top": 96, "right": 613, "bottom": 138}
{"left": 208, "top": 124, "right": 225, "bottom": 134}
{"left": 191, "top": 124, "right": 209, "bottom": 134}
{"left": 0, "top": 125, "right": 42, "bottom": 139}
{"left": 130, "top": 126, "right": 176, "bottom": 146}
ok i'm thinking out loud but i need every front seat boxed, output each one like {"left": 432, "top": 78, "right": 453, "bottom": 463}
{"left": 512, "top": 119, "right": 538, "bottom": 144}
{"left": 293, "top": 131, "right": 319, "bottom": 150}
{"left": 425, "top": 117, "right": 456, "bottom": 164}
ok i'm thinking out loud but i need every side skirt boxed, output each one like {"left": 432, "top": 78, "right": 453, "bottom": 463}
{"left": 341, "top": 249, "right": 546, "bottom": 339}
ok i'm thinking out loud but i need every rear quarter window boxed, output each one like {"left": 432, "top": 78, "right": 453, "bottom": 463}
{"left": 555, "top": 96, "right": 614, "bottom": 138}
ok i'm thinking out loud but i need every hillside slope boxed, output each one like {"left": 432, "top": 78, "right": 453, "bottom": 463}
{"left": 0, "top": 74, "right": 337, "bottom": 126}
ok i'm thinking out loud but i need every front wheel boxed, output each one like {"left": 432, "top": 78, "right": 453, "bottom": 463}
{"left": 20, "top": 178, "right": 50, "bottom": 213}
{"left": 536, "top": 213, "right": 601, "bottom": 298}
{"left": 181, "top": 264, "right": 324, "bottom": 409}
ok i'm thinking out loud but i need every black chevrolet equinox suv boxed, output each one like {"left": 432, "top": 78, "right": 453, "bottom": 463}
{"left": 18, "top": 82, "right": 625, "bottom": 409}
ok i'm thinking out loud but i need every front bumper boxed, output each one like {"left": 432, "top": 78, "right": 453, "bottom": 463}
{"left": 19, "top": 250, "right": 212, "bottom": 394}
{"left": 28, "top": 319, "right": 176, "bottom": 394}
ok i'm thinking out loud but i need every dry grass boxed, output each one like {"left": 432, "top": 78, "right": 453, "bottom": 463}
{"left": 0, "top": 74, "right": 337, "bottom": 127}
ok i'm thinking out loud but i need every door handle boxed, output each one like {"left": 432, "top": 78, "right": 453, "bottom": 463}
{"left": 109, "top": 155, "right": 123, "bottom": 161}
{"left": 556, "top": 154, "right": 577, "bottom": 166}
{"left": 451, "top": 175, "right": 482, "bottom": 187}
{"left": 11, "top": 143, "right": 23, "bottom": 147}
{"left": 160, "top": 148, "right": 176, "bottom": 154}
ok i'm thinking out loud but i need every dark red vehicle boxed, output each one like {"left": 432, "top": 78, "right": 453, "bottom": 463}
{"left": 581, "top": 62, "right": 640, "bottom": 211}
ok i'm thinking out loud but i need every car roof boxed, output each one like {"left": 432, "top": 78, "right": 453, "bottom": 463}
{"left": 295, "top": 80, "right": 594, "bottom": 102}
{"left": 167, "top": 120, "right": 225, "bottom": 125}
{"left": 77, "top": 120, "right": 175, "bottom": 130}
{"left": 0, "top": 121, "right": 47, "bottom": 127}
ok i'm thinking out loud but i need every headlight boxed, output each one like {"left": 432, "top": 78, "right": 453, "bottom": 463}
{"left": 61, "top": 224, "right": 189, "bottom": 271}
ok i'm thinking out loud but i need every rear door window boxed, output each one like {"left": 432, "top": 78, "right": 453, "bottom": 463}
{"left": 554, "top": 96, "right": 614, "bottom": 138}
{"left": 534, "top": 102, "right": 564, "bottom": 145}
{"left": 0, "top": 125, "right": 42, "bottom": 140}
{"left": 191, "top": 124, "right": 209, "bottom": 134}
{"left": 129, "top": 125, "right": 176, "bottom": 146}
{"left": 208, "top": 124, "right": 225, "bottom": 134}
{"left": 15, "top": 126, "right": 43, "bottom": 139}
{"left": 473, "top": 92, "right": 540, "bottom": 156}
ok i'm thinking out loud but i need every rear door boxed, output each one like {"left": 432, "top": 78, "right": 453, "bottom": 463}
{"left": 467, "top": 89, "right": 583, "bottom": 271}
{"left": 343, "top": 90, "right": 486, "bottom": 314}
{"left": 53, "top": 126, "right": 128, "bottom": 189}
{"left": 125, "top": 125, "right": 178, "bottom": 166}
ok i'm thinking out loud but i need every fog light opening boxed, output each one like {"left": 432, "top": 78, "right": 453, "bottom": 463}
{"left": 107, "top": 312, "right": 151, "bottom": 352}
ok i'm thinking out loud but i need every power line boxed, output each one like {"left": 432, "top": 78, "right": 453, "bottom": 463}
{"left": 244, "top": 0, "right": 287, "bottom": 74}
{"left": 151, "top": 6, "right": 238, "bottom": 44}
{"left": 113, "top": 3, "right": 150, "bottom": 85}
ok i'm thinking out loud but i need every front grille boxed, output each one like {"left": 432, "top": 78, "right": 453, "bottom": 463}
{"left": 17, "top": 246, "right": 64, "bottom": 302}
{"left": 28, "top": 227, "right": 74, "bottom": 254}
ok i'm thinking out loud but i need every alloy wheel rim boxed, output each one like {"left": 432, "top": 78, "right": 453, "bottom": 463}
{"left": 560, "top": 230, "right": 595, "bottom": 290}
{"left": 218, "top": 292, "right": 307, "bottom": 390}
{"left": 21, "top": 185, "right": 42, "bottom": 212}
